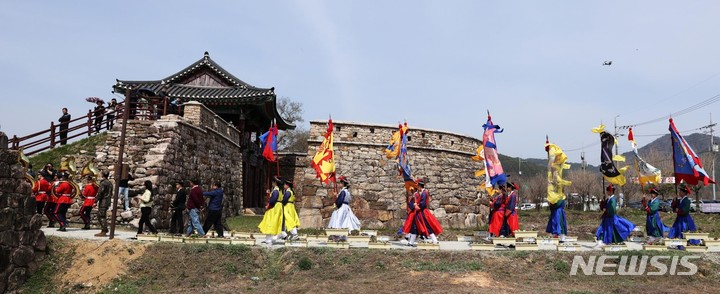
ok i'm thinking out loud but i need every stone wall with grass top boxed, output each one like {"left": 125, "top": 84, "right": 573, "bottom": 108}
{"left": 0, "top": 132, "right": 48, "bottom": 293}
{"left": 293, "top": 121, "right": 490, "bottom": 230}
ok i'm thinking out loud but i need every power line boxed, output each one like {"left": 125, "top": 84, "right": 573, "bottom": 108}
{"left": 618, "top": 93, "right": 720, "bottom": 129}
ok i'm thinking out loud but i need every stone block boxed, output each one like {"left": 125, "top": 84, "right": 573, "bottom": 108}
{"left": 444, "top": 205, "right": 460, "bottom": 213}
{"left": 302, "top": 186, "right": 317, "bottom": 197}
{"left": 300, "top": 196, "right": 323, "bottom": 209}
{"left": 11, "top": 246, "right": 34, "bottom": 267}
{"left": 377, "top": 210, "right": 393, "bottom": 222}
{"left": 0, "top": 208, "right": 14, "bottom": 231}
{"left": 33, "top": 231, "right": 46, "bottom": 252}
{"left": 298, "top": 209, "right": 322, "bottom": 228}
{"left": 355, "top": 209, "right": 378, "bottom": 220}
{"left": 7, "top": 266, "right": 27, "bottom": 292}
{"left": 464, "top": 213, "right": 478, "bottom": 228}
{"left": 433, "top": 208, "right": 447, "bottom": 219}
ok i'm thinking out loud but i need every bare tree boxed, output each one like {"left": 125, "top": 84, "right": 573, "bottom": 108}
{"left": 520, "top": 173, "right": 547, "bottom": 205}
{"left": 566, "top": 169, "right": 602, "bottom": 202}
{"left": 276, "top": 97, "right": 309, "bottom": 152}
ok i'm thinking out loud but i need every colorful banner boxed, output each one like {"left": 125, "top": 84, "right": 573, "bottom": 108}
{"left": 628, "top": 128, "right": 662, "bottom": 185}
{"left": 480, "top": 114, "right": 506, "bottom": 194}
{"left": 545, "top": 139, "right": 571, "bottom": 204}
{"left": 259, "top": 123, "right": 278, "bottom": 162}
{"left": 311, "top": 119, "right": 336, "bottom": 184}
{"left": 669, "top": 118, "right": 715, "bottom": 185}
{"left": 592, "top": 125, "right": 628, "bottom": 186}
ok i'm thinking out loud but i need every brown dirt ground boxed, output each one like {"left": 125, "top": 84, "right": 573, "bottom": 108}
{"left": 48, "top": 238, "right": 147, "bottom": 290}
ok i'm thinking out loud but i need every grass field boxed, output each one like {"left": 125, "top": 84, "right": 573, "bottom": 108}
{"left": 22, "top": 237, "right": 720, "bottom": 294}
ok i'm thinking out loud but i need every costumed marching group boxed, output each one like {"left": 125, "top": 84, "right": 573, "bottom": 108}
{"left": 23, "top": 112, "right": 715, "bottom": 250}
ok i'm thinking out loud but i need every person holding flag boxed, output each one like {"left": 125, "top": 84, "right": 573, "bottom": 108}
{"left": 487, "top": 183, "right": 507, "bottom": 240}
{"left": 403, "top": 178, "right": 442, "bottom": 245}
{"left": 327, "top": 176, "right": 361, "bottom": 232}
{"left": 644, "top": 186, "right": 669, "bottom": 244}
{"left": 501, "top": 182, "right": 519, "bottom": 237}
{"left": 668, "top": 183, "right": 697, "bottom": 241}
{"left": 595, "top": 184, "right": 636, "bottom": 249}
{"left": 545, "top": 139, "right": 571, "bottom": 242}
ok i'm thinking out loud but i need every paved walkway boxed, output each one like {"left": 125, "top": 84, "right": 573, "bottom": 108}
{"left": 42, "top": 227, "right": 661, "bottom": 252}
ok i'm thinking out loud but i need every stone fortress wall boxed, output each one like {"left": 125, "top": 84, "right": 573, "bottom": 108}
{"left": 293, "top": 121, "right": 490, "bottom": 230}
{"left": 78, "top": 101, "right": 245, "bottom": 228}
{"left": 0, "top": 133, "right": 48, "bottom": 293}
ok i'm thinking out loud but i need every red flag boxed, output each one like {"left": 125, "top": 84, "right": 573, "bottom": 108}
{"left": 261, "top": 124, "right": 278, "bottom": 162}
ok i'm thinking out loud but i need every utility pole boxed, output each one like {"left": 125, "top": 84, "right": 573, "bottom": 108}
{"left": 698, "top": 115, "right": 718, "bottom": 200}
{"left": 711, "top": 113, "right": 717, "bottom": 200}
{"left": 581, "top": 152, "right": 587, "bottom": 171}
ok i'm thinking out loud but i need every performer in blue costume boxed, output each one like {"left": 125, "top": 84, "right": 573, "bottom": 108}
{"left": 668, "top": 184, "right": 697, "bottom": 240}
{"left": 545, "top": 195, "right": 568, "bottom": 243}
{"left": 595, "top": 184, "right": 636, "bottom": 249}
{"left": 644, "top": 186, "right": 669, "bottom": 244}
{"left": 327, "top": 176, "right": 361, "bottom": 232}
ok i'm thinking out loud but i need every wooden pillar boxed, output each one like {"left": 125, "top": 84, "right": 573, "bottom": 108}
{"left": 87, "top": 110, "right": 93, "bottom": 136}
{"left": 50, "top": 121, "right": 56, "bottom": 148}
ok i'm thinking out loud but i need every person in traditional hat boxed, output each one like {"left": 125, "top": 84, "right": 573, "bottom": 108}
{"left": 280, "top": 179, "right": 301, "bottom": 240}
{"left": 327, "top": 176, "right": 361, "bottom": 232}
{"left": 500, "top": 182, "right": 520, "bottom": 237}
{"left": 487, "top": 182, "right": 507, "bottom": 240}
{"left": 546, "top": 188, "right": 568, "bottom": 242}
{"left": 668, "top": 183, "right": 697, "bottom": 240}
{"left": 401, "top": 186, "right": 419, "bottom": 246}
{"left": 594, "top": 184, "right": 636, "bottom": 249}
{"left": 259, "top": 177, "right": 285, "bottom": 244}
{"left": 407, "top": 178, "right": 443, "bottom": 244}
{"left": 644, "top": 186, "right": 669, "bottom": 244}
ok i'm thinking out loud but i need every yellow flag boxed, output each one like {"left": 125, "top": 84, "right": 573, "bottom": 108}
{"left": 546, "top": 142, "right": 572, "bottom": 204}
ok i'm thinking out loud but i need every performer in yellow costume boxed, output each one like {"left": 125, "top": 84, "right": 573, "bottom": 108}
{"left": 259, "top": 177, "right": 284, "bottom": 244}
{"left": 281, "top": 179, "right": 301, "bottom": 240}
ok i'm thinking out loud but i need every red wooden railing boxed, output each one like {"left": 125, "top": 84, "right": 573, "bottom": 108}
{"left": 8, "top": 96, "right": 183, "bottom": 156}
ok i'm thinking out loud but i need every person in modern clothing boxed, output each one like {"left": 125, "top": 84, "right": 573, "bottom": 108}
{"left": 58, "top": 108, "right": 71, "bottom": 145}
{"left": 169, "top": 181, "right": 187, "bottom": 235}
{"left": 106, "top": 99, "right": 117, "bottom": 130}
{"left": 94, "top": 171, "right": 113, "bottom": 237}
{"left": 93, "top": 101, "right": 105, "bottom": 133}
{"left": 53, "top": 173, "right": 75, "bottom": 231}
{"left": 644, "top": 187, "right": 669, "bottom": 244}
{"left": 259, "top": 177, "right": 285, "bottom": 244}
{"left": 185, "top": 179, "right": 206, "bottom": 237}
{"left": 202, "top": 181, "right": 224, "bottom": 238}
{"left": 280, "top": 180, "right": 300, "bottom": 240}
{"left": 39, "top": 163, "right": 56, "bottom": 182}
{"left": 668, "top": 184, "right": 697, "bottom": 240}
{"left": 79, "top": 175, "right": 98, "bottom": 230}
{"left": 136, "top": 180, "right": 157, "bottom": 235}
{"left": 594, "top": 185, "right": 636, "bottom": 249}
{"left": 327, "top": 176, "right": 361, "bottom": 232}
{"left": 118, "top": 172, "right": 134, "bottom": 211}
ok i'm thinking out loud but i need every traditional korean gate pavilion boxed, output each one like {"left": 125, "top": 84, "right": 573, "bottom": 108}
{"left": 112, "top": 51, "right": 294, "bottom": 209}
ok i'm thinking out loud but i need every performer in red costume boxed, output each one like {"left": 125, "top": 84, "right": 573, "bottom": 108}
{"left": 32, "top": 175, "right": 52, "bottom": 215}
{"left": 54, "top": 173, "right": 75, "bottom": 231}
{"left": 79, "top": 175, "right": 98, "bottom": 230}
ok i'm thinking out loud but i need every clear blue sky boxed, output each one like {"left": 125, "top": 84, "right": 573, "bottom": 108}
{"left": 2, "top": 1, "right": 719, "bottom": 165}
